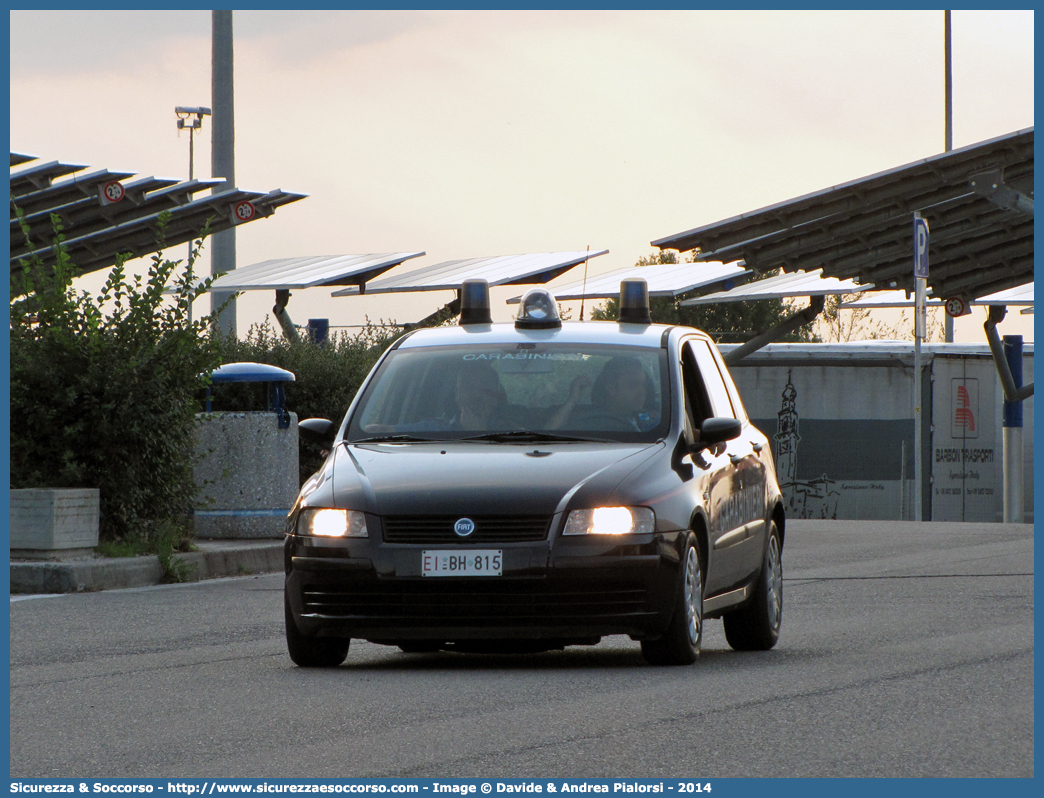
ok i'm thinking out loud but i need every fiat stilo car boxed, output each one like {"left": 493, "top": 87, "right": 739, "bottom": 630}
{"left": 285, "top": 280, "right": 785, "bottom": 666}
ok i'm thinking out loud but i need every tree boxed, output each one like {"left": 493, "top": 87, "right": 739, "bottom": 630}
{"left": 817, "top": 294, "right": 947, "bottom": 343}
{"left": 590, "top": 251, "right": 818, "bottom": 343}
{"left": 10, "top": 213, "right": 223, "bottom": 544}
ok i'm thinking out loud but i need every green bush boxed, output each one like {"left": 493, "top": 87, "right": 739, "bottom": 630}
{"left": 207, "top": 321, "right": 401, "bottom": 482}
{"left": 10, "top": 215, "right": 222, "bottom": 545}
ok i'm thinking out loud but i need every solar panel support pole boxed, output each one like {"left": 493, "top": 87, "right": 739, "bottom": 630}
{"left": 405, "top": 295, "right": 463, "bottom": 331}
{"left": 273, "top": 289, "right": 300, "bottom": 344}
{"left": 984, "top": 305, "right": 1035, "bottom": 403}
{"left": 211, "top": 10, "right": 237, "bottom": 338}
{"left": 721, "top": 295, "right": 824, "bottom": 366}
{"left": 985, "top": 309, "right": 1035, "bottom": 520}
{"left": 985, "top": 306, "right": 1032, "bottom": 521}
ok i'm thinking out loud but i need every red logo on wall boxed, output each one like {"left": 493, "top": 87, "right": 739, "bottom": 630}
{"left": 951, "top": 379, "right": 978, "bottom": 439}
{"left": 954, "top": 385, "right": 975, "bottom": 432}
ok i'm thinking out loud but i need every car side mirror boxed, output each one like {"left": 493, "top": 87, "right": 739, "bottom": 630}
{"left": 299, "top": 418, "right": 337, "bottom": 447}
{"left": 691, "top": 417, "right": 742, "bottom": 451}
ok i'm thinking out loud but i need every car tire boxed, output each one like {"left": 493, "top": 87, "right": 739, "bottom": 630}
{"left": 641, "top": 535, "right": 702, "bottom": 666}
{"left": 723, "top": 521, "right": 783, "bottom": 651}
{"left": 285, "top": 592, "right": 350, "bottom": 667}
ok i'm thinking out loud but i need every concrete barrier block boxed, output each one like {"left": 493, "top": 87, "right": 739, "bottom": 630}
{"left": 10, "top": 488, "right": 100, "bottom": 555}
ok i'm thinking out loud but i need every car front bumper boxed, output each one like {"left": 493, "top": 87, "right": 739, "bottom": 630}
{"left": 284, "top": 530, "right": 685, "bottom": 643}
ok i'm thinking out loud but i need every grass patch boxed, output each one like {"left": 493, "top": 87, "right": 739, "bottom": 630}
{"left": 94, "top": 517, "right": 199, "bottom": 583}
{"left": 95, "top": 539, "right": 144, "bottom": 559}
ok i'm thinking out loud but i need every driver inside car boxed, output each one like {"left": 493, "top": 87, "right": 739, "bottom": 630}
{"left": 451, "top": 362, "right": 508, "bottom": 430}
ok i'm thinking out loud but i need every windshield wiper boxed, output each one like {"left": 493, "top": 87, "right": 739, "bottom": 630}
{"left": 350, "top": 434, "right": 442, "bottom": 444}
{"left": 459, "top": 431, "right": 614, "bottom": 444}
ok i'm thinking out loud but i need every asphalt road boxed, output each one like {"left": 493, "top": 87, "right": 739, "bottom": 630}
{"left": 9, "top": 520, "right": 1033, "bottom": 778}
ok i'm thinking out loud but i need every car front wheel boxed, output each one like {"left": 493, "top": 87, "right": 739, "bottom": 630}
{"left": 641, "top": 536, "right": 702, "bottom": 666}
{"left": 285, "top": 592, "right": 350, "bottom": 667}
{"left": 723, "top": 521, "right": 783, "bottom": 651}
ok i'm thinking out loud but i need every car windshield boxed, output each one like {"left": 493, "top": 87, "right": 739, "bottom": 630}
{"left": 347, "top": 343, "right": 670, "bottom": 443}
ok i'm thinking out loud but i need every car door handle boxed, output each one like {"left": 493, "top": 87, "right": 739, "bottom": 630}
{"left": 750, "top": 441, "right": 763, "bottom": 452}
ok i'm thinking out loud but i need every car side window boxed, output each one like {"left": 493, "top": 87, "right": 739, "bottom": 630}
{"left": 686, "top": 340, "right": 736, "bottom": 419}
{"left": 703, "top": 340, "right": 749, "bottom": 422}
{"left": 680, "top": 342, "right": 714, "bottom": 430}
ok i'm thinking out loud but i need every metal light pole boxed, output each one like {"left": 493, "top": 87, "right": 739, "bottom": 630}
{"left": 943, "top": 11, "right": 955, "bottom": 343}
{"left": 211, "top": 9, "right": 237, "bottom": 337}
{"left": 176, "top": 106, "right": 211, "bottom": 323}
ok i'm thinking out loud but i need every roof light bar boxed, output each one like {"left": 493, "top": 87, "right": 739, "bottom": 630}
{"left": 618, "top": 279, "right": 652, "bottom": 325}
{"left": 459, "top": 279, "right": 493, "bottom": 325}
{"left": 515, "top": 287, "right": 562, "bottom": 329}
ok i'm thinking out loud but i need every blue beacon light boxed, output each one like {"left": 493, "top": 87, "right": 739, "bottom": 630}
{"left": 459, "top": 279, "right": 493, "bottom": 326}
{"left": 618, "top": 279, "right": 652, "bottom": 325}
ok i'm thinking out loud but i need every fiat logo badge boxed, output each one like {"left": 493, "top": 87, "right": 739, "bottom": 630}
{"left": 453, "top": 518, "right": 476, "bottom": 537}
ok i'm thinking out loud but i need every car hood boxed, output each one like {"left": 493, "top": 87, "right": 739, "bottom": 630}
{"left": 308, "top": 441, "right": 663, "bottom": 518}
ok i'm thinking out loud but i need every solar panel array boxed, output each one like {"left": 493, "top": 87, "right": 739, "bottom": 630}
{"left": 681, "top": 269, "right": 869, "bottom": 305}
{"left": 10, "top": 154, "right": 306, "bottom": 294}
{"left": 653, "top": 127, "right": 1033, "bottom": 303}
{"left": 508, "top": 260, "right": 749, "bottom": 304}
{"left": 330, "top": 251, "right": 609, "bottom": 297}
{"left": 206, "top": 253, "right": 426, "bottom": 292}
{"left": 840, "top": 283, "right": 1033, "bottom": 309}
{"left": 975, "top": 283, "right": 1034, "bottom": 306}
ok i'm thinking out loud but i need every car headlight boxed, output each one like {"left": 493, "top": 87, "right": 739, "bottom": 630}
{"left": 297, "top": 508, "right": 368, "bottom": 538}
{"left": 563, "top": 506, "right": 655, "bottom": 536}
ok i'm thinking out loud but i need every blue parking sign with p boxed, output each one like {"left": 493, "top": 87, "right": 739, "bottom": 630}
{"left": 913, "top": 215, "right": 930, "bottom": 279}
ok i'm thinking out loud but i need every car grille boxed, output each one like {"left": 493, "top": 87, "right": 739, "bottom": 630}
{"left": 302, "top": 581, "right": 649, "bottom": 624}
{"left": 382, "top": 515, "right": 551, "bottom": 544}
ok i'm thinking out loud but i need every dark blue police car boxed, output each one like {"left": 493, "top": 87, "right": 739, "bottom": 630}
{"left": 285, "top": 280, "right": 784, "bottom": 666}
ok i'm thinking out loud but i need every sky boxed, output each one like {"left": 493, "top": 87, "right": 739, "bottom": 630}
{"left": 9, "top": 9, "right": 1035, "bottom": 342}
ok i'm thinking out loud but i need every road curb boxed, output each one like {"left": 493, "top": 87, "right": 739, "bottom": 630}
{"left": 10, "top": 541, "right": 284, "bottom": 594}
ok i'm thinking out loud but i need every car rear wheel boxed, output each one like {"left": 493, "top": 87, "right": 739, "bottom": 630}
{"left": 723, "top": 521, "right": 782, "bottom": 651}
{"left": 285, "top": 592, "right": 350, "bottom": 667}
{"left": 641, "top": 536, "right": 702, "bottom": 666}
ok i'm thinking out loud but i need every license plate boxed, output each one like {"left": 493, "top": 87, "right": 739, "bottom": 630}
{"left": 422, "top": 550, "right": 502, "bottom": 577}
